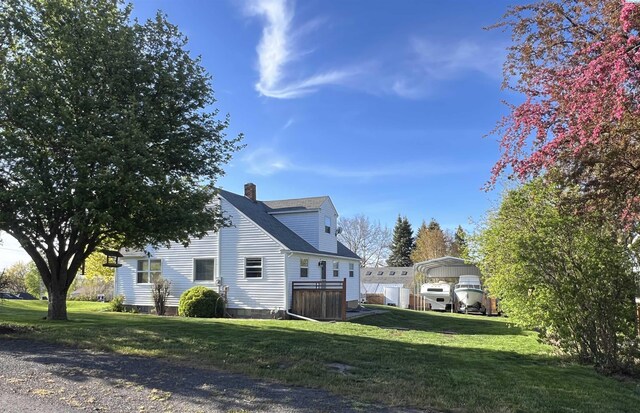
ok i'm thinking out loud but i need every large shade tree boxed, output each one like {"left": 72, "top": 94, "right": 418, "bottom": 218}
{"left": 491, "top": 0, "right": 640, "bottom": 227}
{"left": 0, "top": 0, "right": 240, "bottom": 319}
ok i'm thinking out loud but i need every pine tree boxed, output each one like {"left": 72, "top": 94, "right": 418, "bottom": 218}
{"left": 450, "top": 225, "right": 468, "bottom": 259}
{"left": 387, "top": 216, "right": 414, "bottom": 267}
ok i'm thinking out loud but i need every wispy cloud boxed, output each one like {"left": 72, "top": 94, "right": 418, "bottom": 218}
{"left": 243, "top": 1, "right": 505, "bottom": 100}
{"left": 242, "top": 147, "right": 291, "bottom": 175}
{"left": 242, "top": 146, "right": 482, "bottom": 179}
{"left": 281, "top": 118, "right": 295, "bottom": 130}
{"left": 245, "top": 0, "right": 357, "bottom": 99}
{"left": 387, "top": 37, "right": 506, "bottom": 99}
{"left": 411, "top": 37, "right": 505, "bottom": 79}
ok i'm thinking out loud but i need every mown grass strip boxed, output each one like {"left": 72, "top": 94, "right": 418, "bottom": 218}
{"left": 0, "top": 300, "right": 638, "bottom": 412}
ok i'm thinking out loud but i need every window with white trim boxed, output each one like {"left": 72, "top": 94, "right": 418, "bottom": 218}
{"left": 245, "top": 257, "right": 263, "bottom": 278}
{"left": 137, "top": 259, "right": 161, "bottom": 284}
{"left": 333, "top": 261, "right": 339, "bottom": 277}
{"left": 300, "top": 258, "right": 309, "bottom": 277}
{"left": 324, "top": 216, "right": 331, "bottom": 233}
{"left": 349, "top": 263, "right": 355, "bottom": 278}
{"left": 194, "top": 258, "right": 215, "bottom": 281}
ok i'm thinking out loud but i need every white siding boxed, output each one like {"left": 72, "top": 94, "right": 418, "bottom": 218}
{"left": 219, "top": 198, "right": 286, "bottom": 311}
{"left": 114, "top": 231, "right": 219, "bottom": 307}
{"left": 272, "top": 211, "right": 319, "bottom": 248}
{"left": 284, "top": 253, "right": 360, "bottom": 308}
{"left": 318, "top": 199, "right": 338, "bottom": 253}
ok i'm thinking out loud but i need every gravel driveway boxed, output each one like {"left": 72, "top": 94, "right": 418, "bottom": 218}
{"left": 0, "top": 338, "right": 415, "bottom": 413}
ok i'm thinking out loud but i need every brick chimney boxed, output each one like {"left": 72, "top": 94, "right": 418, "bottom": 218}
{"left": 244, "top": 183, "right": 256, "bottom": 202}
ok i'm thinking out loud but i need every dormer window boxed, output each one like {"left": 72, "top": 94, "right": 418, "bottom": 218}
{"left": 324, "top": 216, "right": 331, "bottom": 233}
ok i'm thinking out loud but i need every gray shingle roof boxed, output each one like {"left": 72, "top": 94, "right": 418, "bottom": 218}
{"left": 263, "top": 196, "right": 329, "bottom": 212}
{"left": 219, "top": 190, "right": 359, "bottom": 260}
{"left": 361, "top": 266, "right": 415, "bottom": 288}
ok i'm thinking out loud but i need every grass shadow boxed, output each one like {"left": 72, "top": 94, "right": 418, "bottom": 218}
{"left": 1, "top": 301, "right": 638, "bottom": 412}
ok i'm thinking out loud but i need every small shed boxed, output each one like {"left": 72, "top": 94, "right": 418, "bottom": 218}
{"left": 361, "top": 266, "right": 414, "bottom": 308}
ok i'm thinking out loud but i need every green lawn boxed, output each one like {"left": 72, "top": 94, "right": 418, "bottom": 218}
{"left": 1, "top": 301, "right": 638, "bottom": 412}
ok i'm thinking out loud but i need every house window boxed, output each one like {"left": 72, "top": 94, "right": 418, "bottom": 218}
{"left": 401, "top": 271, "right": 408, "bottom": 275}
{"left": 377, "top": 271, "right": 384, "bottom": 275}
{"left": 324, "top": 216, "right": 331, "bottom": 233}
{"left": 194, "top": 258, "right": 215, "bottom": 281}
{"left": 300, "top": 258, "right": 309, "bottom": 277}
{"left": 245, "top": 257, "right": 263, "bottom": 278}
{"left": 349, "top": 263, "right": 354, "bottom": 278}
{"left": 333, "top": 261, "right": 339, "bottom": 277}
{"left": 389, "top": 271, "right": 396, "bottom": 275}
{"left": 137, "top": 259, "right": 161, "bottom": 284}
{"left": 366, "top": 271, "right": 372, "bottom": 276}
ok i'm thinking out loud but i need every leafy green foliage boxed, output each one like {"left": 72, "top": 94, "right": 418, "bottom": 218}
{"left": 0, "top": 261, "right": 28, "bottom": 293}
{"left": 472, "top": 179, "right": 637, "bottom": 373}
{"left": 178, "top": 286, "right": 224, "bottom": 318}
{"left": 387, "top": 216, "right": 413, "bottom": 267}
{"left": 83, "top": 253, "right": 115, "bottom": 282}
{"left": 0, "top": 0, "right": 241, "bottom": 319}
{"left": 411, "top": 219, "right": 447, "bottom": 262}
{"left": 24, "top": 262, "right": 44, "bottom": 299}
{"left": 108, "top": 295, "right": 125, "bottom": 313}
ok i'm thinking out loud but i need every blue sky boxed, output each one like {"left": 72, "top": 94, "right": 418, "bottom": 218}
{"left": 0, "top": 0, "right": 519, "bottom": 269}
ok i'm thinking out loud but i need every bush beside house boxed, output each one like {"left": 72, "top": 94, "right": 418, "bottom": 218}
{"left": 178, "top": 287, "right": 224, "bottom": 318}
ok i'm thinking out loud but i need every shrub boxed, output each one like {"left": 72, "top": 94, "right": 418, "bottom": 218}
{"left": 109, "top": 295, "right": 125, "bottom": 312}
{"left": 151, "top": 277, "right": 171, "bottom": 316}
{"left": 178, "top": 286, "right": 224, "bottom": 318}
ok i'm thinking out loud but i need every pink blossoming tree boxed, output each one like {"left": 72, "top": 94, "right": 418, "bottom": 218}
{"left": 493, "top": 0, "right": 640, "bottom": 227}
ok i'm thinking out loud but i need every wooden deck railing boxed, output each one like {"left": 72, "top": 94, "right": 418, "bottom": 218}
{"left": 291, "top": 279, "right": 346, "bottom": 321}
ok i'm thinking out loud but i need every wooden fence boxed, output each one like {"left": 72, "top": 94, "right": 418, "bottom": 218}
{"left": 291, "top": 280, "right": 346, "bottom": 321}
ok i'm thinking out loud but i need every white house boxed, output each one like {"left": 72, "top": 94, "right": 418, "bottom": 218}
{"left": 114, "top": 183, "right": 361, "bottom": 318}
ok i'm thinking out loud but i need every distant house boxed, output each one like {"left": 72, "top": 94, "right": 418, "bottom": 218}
{"left": 361, "top": 266, "right": 414, "bottom": 307}
{"left": 114, "top": 183, "right": 361, "bottom": 317}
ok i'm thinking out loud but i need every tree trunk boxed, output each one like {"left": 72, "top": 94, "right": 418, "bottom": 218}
{"left": 47, "top": 288, "right": 68, "bottom": 320}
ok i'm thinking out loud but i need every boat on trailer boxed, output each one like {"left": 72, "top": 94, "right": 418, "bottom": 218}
{"left": 454, "top": 275, "right": 484, "bottom": 313}
{"left": 420, "top": 282, "right": 452, "bottom": 311}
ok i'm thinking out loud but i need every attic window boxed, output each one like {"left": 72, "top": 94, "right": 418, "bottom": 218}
{"left": 377, "top": 271, "right": 384, "bottom": 275}
{"left": 324, "top": 216, "right": 331, "bottom": 233}
{"left": 401, "top": 271, "right": 408, "bottom": 275}
{"left": 389, "top": 271, "right": 396, "bottom": 275}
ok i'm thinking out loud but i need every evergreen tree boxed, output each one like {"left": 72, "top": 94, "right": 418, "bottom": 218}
{"left": 450, "top": 225, "right": 468, "bottom": 259}
{"left": 387, "top": 216, "right": 414, "bottom": 267}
